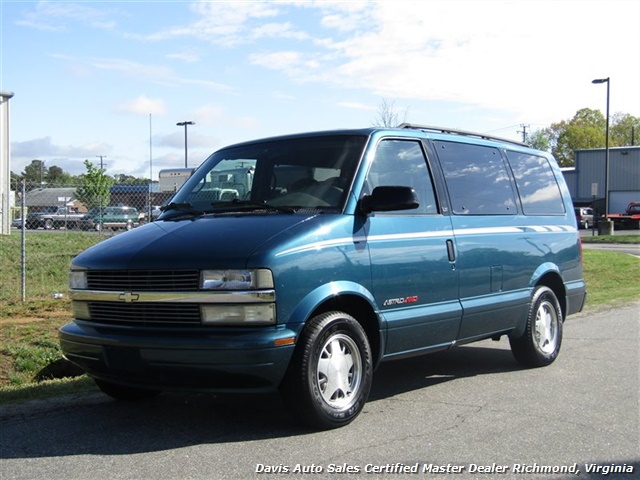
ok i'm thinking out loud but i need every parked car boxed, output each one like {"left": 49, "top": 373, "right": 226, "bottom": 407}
{"left": 26, "top": 206, "right": 85, "bottom": 230}
{"left": 608, "top": 201, "right": 640, "bottom": 230}
{"left": 138, "top": 205, "right": 163, "bottom": 223}
{"left": 574, "top": 207, "right": 594, "bottom": 229}
{"left": 61, "top": 125, "right": 586, "bottom": 429}
{"left": 80, "top": 206, "right": 139, "bottom": 231}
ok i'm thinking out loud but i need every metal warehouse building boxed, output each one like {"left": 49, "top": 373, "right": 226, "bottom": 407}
{"left": 562, "top": 146, "right": 640, "bottom": 216}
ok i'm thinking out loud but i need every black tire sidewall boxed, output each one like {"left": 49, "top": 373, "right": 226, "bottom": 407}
{"left": 283, "top": 311, "right": 372, "bottom": 429}
{"left": 510, "top": 286, "right": 563, "bottom": 367}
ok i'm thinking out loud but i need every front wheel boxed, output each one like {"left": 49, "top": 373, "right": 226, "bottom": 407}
{"left": 509, "top": 286, "right": 563, "bottom": 368}
{"left": 280, "top": 311, "right": 372, "bottom": 430}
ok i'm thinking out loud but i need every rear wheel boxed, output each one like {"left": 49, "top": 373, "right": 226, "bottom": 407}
{"left": 281, "top": 311, "right": 372, "bottom": 429}
{"left": 509, "top": 286, "right": 563, "bottom": 367}
{"left": 44, "top": 219, "right": 53, "bottom": 230}
{"left": 94, "top": 379, "right": 160, "bottom": 401}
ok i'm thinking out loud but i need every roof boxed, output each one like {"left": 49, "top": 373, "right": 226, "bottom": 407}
{"left": 24, "top": 187, "right": 77, "bottom": 207}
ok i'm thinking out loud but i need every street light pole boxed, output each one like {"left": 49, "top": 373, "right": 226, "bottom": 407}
{"left": 592, "top": 77, "right": 610, "bottom": 220}
{"left": 176, "top": 121, "right": 195, "bottom": 168}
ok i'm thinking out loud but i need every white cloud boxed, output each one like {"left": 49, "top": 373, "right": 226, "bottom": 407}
{"left": 117, "top": 96, "right": 167, "bottom": 116}
{"left": 166, "top": 52, "right": 200, "bottom": 63}
{"left": 242, "top": 0, "right": 640, "bottom": 123}
{"left": 15, "top": 1, "right": 118, "bottom": 31}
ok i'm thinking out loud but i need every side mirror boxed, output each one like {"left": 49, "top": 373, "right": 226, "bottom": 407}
{"left": 359, "top": 186, "right": 420, "bottom": 214}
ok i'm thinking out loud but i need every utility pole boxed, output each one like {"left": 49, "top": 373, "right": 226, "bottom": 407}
{"left": 96, "top": 155, "right": 107, "bottom": 170}
{"left": 518, "top": 124, "right": 529, "bottom": 143}
{"left": 177, "top": 121, "right": 195, "bottom": 168}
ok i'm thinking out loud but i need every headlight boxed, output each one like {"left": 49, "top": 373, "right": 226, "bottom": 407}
{"left": 201, "top": 304, "right": 276, "bottom": 325}
{"left": 69, "top": 270, "right": 88, "bottom": 289}
{"left": 201, "top": 269, "right": 274, "bottom": 290}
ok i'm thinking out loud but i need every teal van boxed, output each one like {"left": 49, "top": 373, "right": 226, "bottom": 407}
{"left": 60, "top": 125, "right": 586, "bottom": 429}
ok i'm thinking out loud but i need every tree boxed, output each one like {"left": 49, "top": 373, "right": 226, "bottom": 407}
{"left": 22, "top": 159, "right": 48, "bottom": 184}
{"left": 45, "top": 165, "right": 77, "bottom": 185}
{"left": 532, "top": 108, "right": 639, "bottom": 167}
{"left": 551, "top": 108, "right": 605, "bottom": 166}
{"left": 74, "top": 160, "right": 113, "bottom": 209}
{"left": 372, "top": 98, "right": 409, "bottom": 127}
{"left": 527, "top": 129, "right": 551, "bottom": 152}
{"left": 611, "top": 112, "right": 640, "bottom": 146}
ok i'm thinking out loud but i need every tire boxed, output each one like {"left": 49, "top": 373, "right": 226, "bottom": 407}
{"left": 95, "top": 223, "right": 102, "bottom": 232}
{"left": 44, "top": 219, "right": 53, "bottom": 230}
{"left": 280, "top": 311, "right": 372, "bottom": 430}
{"left": 94, "top": 379, "right": 160, "bottom": 401}
{"left": 125, "top": 221, "right": 133, "bottom": 231}
{"left": 509, "top": 286, "right": 563, "bottom": 368}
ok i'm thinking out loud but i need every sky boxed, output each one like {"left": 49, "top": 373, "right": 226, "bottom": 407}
{"left": 2, "top": 0, "right": 639, "bottom": 180}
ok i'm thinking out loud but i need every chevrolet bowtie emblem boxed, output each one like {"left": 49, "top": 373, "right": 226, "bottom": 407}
{"left": 118, "top": 292, "right": 140, "bottom": 303}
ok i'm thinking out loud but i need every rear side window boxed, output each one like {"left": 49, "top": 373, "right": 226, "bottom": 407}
{"left": 435, "top": 141, "right": 517, "bottom": 215}
{"left": 507, "top": 151, "right": 565, "bottom": 215}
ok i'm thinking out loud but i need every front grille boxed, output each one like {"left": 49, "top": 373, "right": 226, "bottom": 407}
{"left": 89, "top": 302, "right": 201, "bottom": 327}
{"left": 87, "top": 270, "right": 200, "bottom": 291}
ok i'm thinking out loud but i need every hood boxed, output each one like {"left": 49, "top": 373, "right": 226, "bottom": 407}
{"left": 73, "top": 214, "right": 314, "bottom": 270}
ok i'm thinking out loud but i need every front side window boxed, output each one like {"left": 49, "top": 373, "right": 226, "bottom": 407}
{"left": 165, "top": 135, "right": 367, "bottom": 217}
{"left": 435, "top": 141, "right": 517, "bottom": 215}
{"left": 507, "top": 151, "right": 565, "bottom": 215}
{"left": 364, "top": 139, "right": 438, "bottom": 214}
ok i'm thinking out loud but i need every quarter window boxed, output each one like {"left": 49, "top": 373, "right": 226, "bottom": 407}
{"left": 507, "top": 151, "right": 565, "bottom": 215}
{"left": 435, "top": 141, "right": 517, "bottom": 215}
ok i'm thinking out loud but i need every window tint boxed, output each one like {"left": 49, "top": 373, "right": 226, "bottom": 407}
{"left": 365, "top": 139, "right": 438, "bottom": 214}
{"left": 435, "top": 141, "right": 516, "bottom": 215}
{"left": 507, "top": 151, "right": 565, "bottom": 215}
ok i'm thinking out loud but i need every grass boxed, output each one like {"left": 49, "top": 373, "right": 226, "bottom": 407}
{"left": 581, "top": 249, "right": 639, "bottom": 306}
{"left": 581, "top": 234, "right": 640, "bottom": 244}
{"left": 0, "top": 231, "right": 103, "bottom": 316}
{"left": 0, "top": 232, "right": 638, "bottom": 404}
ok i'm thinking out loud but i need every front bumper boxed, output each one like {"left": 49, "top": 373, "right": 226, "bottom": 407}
{"left": 59, "top": 321, "right": 299, "bottom": 393}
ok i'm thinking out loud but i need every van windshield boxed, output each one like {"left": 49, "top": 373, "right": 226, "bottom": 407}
{"left": 167, "top": 135, "right": 367, "bottom": 215}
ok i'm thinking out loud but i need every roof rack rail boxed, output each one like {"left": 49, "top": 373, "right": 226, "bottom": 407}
{"left": 398, "top": 123, "right": 529, "bottom": 147}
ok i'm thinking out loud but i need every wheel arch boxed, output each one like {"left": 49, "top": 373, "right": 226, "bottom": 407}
{"left": 287, "top": 282, "right": 384, "bottom": 369}
{"left": 530, "top": 265, "right": 567, "bottom": 321}
{"left": 309, "top": 294, "right": 382, "bottom": 369}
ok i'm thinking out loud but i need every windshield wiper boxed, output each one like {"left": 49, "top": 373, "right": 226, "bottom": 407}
{"left": 211, "top": 199, "right": 297, "bottom": 214}
{"left": 159, "top": 202, "right": 204, "bottom": 219}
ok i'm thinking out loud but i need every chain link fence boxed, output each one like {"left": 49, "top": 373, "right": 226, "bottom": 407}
{"left": 2, "top": 181, "right": 177, "bottom": 307}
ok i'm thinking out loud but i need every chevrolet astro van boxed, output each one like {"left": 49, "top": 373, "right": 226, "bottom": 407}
{"left": 60, "top": 125, "right": 587, "bottom": 429}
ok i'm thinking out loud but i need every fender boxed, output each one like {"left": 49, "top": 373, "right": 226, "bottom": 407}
{"left": 285, "top": 280, "right": 386, "bottom": 365}
{"left": 529, "top": 262, "right": 562, "bottom": 288}
{"left": 286, "top": 280, "right": 380, "bottom": 325}
{"left": 509, "top": 262, "right": 565, "bottom": 339}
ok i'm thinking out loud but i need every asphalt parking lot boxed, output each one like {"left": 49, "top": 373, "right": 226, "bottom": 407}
{"left": 1, "top": 302, "right": 638, "bottom": 480}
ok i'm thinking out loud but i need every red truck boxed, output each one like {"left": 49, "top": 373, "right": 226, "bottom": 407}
{"left": 608, "top": 202, "right": 640, "bottom": 230}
